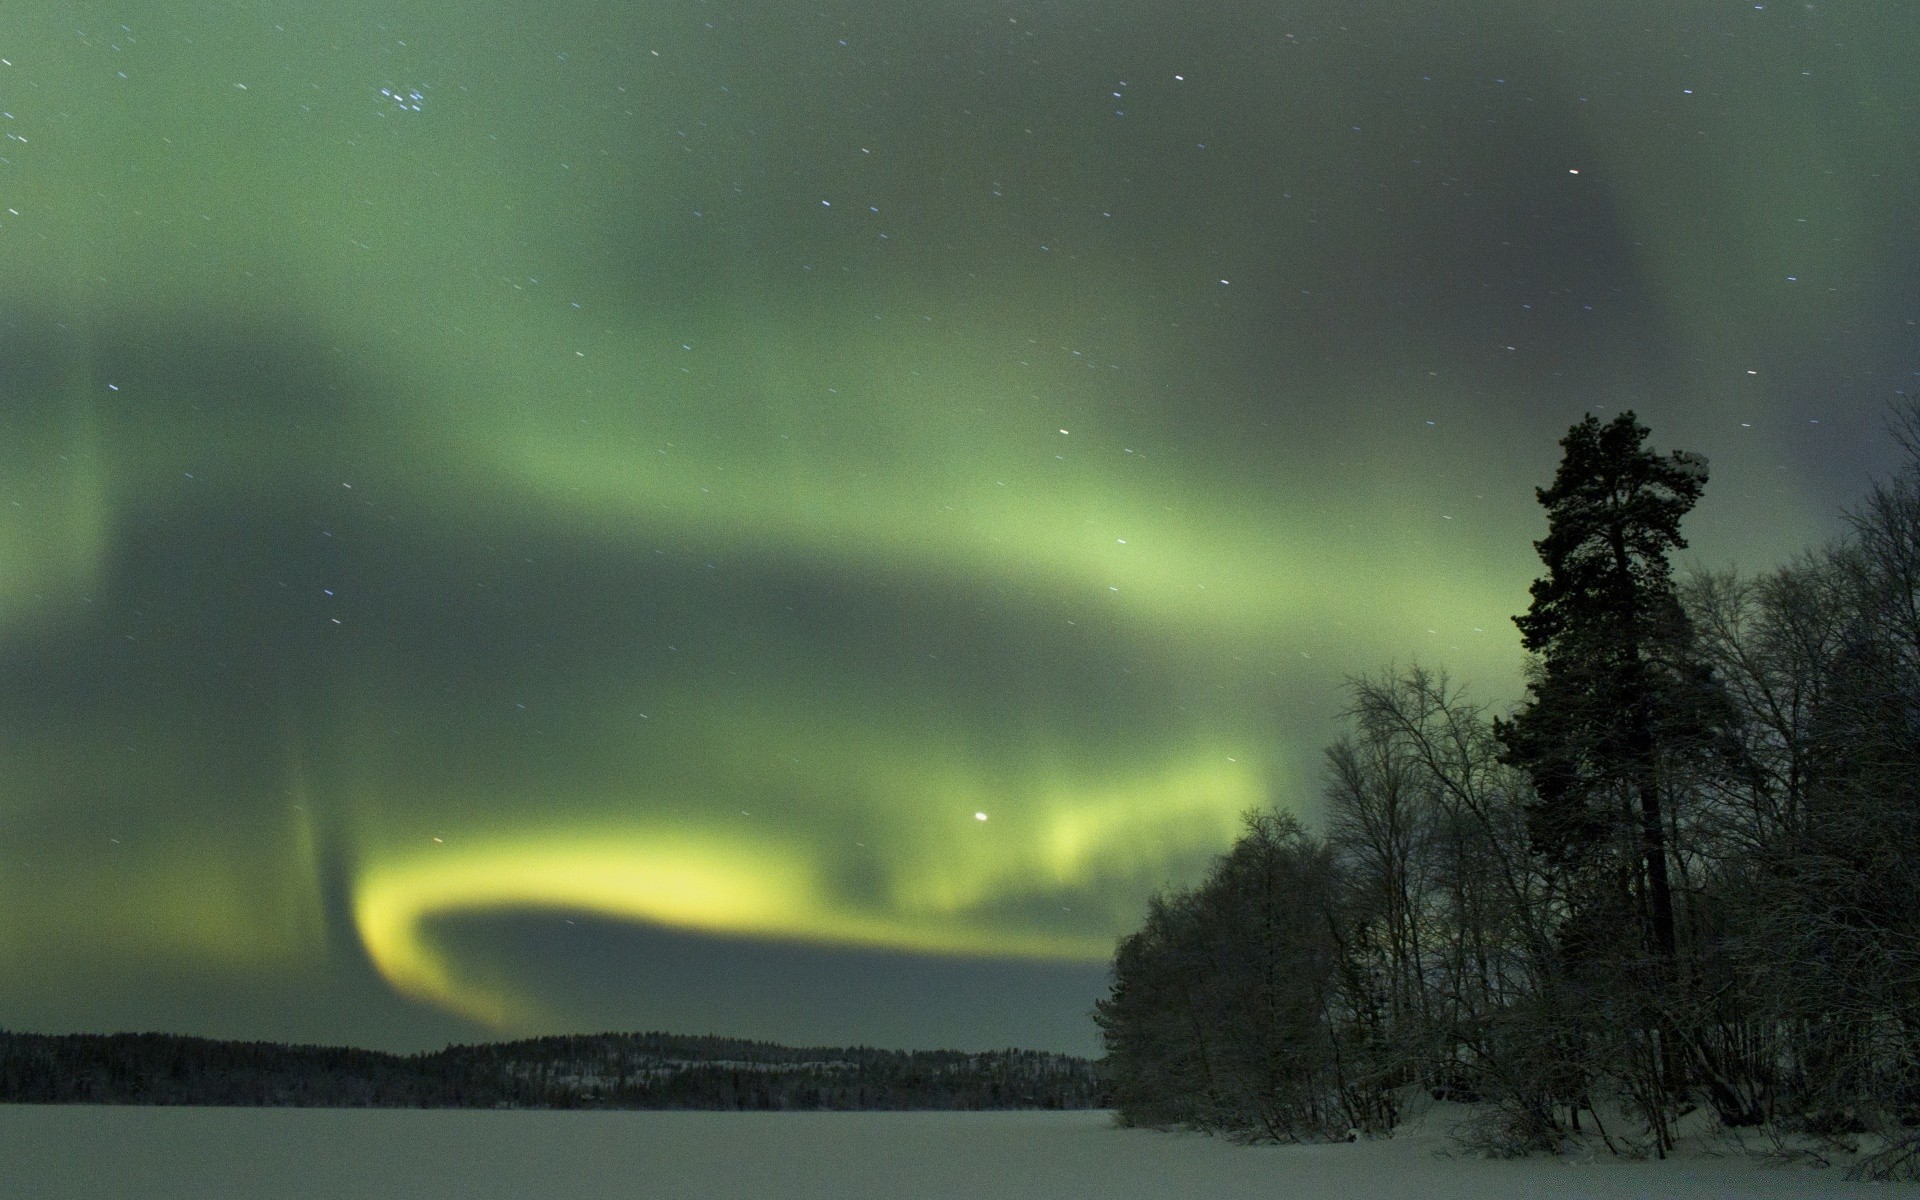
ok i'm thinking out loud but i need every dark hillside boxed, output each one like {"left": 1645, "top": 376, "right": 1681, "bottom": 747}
{"left": 0, "top": 1029, "right": 1101, "bottom": 1111}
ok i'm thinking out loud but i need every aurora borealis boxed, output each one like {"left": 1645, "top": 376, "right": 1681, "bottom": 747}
{"left": 1, "top": 1, "right": 1914, "bottom": 1055}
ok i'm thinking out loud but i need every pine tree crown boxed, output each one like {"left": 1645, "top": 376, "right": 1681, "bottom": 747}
{"left": 1514, "top": 411, "right": 1707, "bottom": 656}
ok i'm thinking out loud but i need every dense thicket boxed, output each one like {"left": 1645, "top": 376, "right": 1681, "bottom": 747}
{"left": 1098, "top": 408, "right": 1920, "bottom": 1179}
{"left": 0, "top": 1030, "right": 1099, "bottom": 1111}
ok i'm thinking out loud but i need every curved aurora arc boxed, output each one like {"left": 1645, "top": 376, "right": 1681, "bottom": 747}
{"left": 351, "top": 759, "right": 1262, "bottom": 1031}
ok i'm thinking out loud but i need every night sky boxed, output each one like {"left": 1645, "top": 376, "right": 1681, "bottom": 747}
{"left": 1, "top": 1, "right": 1914, "bottom": 1056}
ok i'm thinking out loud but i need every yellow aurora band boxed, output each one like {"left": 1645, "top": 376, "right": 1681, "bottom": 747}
{"left": 352, "top": 757, "right": 1259, "bottom": 1030}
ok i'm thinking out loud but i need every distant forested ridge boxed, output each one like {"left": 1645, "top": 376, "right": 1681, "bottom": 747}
{"left": 0, "top": 1030, "right": 1100, "bottom": 1110}
{"left": 1097, "top": 407, "right": 1920, "bottom": 1182}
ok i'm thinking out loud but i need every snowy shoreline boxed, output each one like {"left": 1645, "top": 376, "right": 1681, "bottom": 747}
{"left": 3, "top": 1105, "right": 1910, "bottom": 1200}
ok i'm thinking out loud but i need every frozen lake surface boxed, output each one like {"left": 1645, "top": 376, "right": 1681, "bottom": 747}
{"left": 0, "top": 1106, "right": 1908, "bottom": 1199}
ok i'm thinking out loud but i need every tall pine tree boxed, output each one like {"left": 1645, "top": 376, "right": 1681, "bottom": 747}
{"left": 1498, "top": 412, "right": 1715, "bottom": 1017}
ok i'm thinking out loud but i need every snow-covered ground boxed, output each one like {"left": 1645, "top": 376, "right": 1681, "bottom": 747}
{"left": 0, "top": 1105, "right": 1908, "bottom": 1199}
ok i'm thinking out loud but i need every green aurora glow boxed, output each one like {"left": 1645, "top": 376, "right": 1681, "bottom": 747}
{"left": 0, "top": 0, "right": 1914, "bottom": 1052}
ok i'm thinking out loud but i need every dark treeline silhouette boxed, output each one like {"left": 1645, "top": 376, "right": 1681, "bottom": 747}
{"left": 1097, "top": 406, "right": 1920, "bottom": 1181}
{"left": 0, "top": 1029, "right": 1100, "bottom": 1111}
